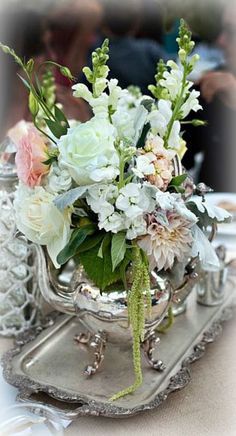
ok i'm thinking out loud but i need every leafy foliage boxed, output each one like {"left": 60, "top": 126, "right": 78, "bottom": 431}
{"left": 57, "top": 224, "right": 96, "bottom": 265}
{"left": 111, "top": 232, "right": 127, "bottom": 271}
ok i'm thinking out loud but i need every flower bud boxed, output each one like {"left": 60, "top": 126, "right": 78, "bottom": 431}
{"left": 60, "top": 66, "right": 73, "bottom": 80}
{"left": 192, "top": 119, "right": 207, "bottom": 127}
{"left": 178, "top": 48, "right": 186, "bottom": 63}
{"left": 28, "top": 91, "right": 39, "bottom": 117}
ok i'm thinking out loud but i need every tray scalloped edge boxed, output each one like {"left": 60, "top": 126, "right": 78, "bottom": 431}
{"left": 1, "top": 304, "right": 235, "bottom": 420}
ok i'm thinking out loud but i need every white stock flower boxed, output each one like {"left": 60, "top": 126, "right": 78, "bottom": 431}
{"left": 126, "top": 216, "right": 147, "bottom": 239}
{"left": 132, "top": 153, "right": 156, "bottom": 179}
{"left": 155, "top": 191, "right": 198, "bottom": 223}
{"left": 46, "top": 163, "right": 72, "bottom": 193}
{"left": 99, "top": 212, "right": 125, "bottom": 233}
{"left": 148, "top": 100, "right": 172, "bottom": 137}
{"left": 14, "top": 184, "right": 71, "bottom": 268}
{"left": 86, "top": 184, "right": 118, "bottom": 221}
{"left": 58, "top": 116, "right": 119, "bottom": 185}
{"left": 116, "top": 182, "right": 155, "bottom": 219}
{"left": 181, "top": 90, "right": 202, "bottom": 118}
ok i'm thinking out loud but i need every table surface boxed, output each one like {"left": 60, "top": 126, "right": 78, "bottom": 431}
{"left": 1, "top": 250, "right": 236, "bottom": 436}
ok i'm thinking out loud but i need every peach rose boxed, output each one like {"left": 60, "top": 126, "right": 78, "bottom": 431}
{"left": 7, "top": 120, "right": 32, "bottom": 147}
{"left": 15, "top": 125, "right": 49, "bottom": 187}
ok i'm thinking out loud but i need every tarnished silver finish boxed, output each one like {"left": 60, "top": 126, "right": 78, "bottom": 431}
{"left": 75, "top": 330, "right": 107, "bottom": 376}
{"left": 141, "top": 331, "right": 165, "bottom": 371}
{"left": 197, "top": 246, "right": 228, "bottom": 307}
{"left": 2, "top": 277, "right": 235, "bottom": 419}
{"left": 36, "top": 245, "right": 173, "bottom": 343}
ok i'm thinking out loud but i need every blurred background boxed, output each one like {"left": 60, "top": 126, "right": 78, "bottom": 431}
{"left": 0, "top": 0, "right": 235, "bottom": 193}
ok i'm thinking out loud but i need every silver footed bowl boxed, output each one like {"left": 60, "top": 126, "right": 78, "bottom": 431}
{"left": 36, "top": 245, "right": 173, "bottom": 343}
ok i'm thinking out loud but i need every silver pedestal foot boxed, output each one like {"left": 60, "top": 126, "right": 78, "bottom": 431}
{"left": 74, "top": 330, "right": 107, "bottom": 376}
{"left": 142, "top": 331, "right": 166, "bottom": 371}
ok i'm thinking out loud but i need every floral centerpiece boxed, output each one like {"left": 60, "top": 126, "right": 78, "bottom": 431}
{"left": 1, "top": 20, "right": 231, "bottom": 400}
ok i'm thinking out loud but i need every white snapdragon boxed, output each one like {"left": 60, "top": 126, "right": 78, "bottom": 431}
{"left": 14, "top": 184, "right": 71, "bottom": 268}
{"left": 72, "top": 79, "right": 127, "bottom": 118}
{"left": 58, "top": 116, "right": 119, "bottom": 185}
{"left": 116, "top": 182, "right": 155, "bottom": 219}
{"left": 159, "top": 61, "right": 192, "bottom": 101}
{"left": 72, "top": 83, "right": 93, "bottom": 103}
{"left": 168, "top": 120, "right": 181, "bottom": 150}
{"left": 148, "top": 99, "right": 172, "bottom": 137}
{"left": 181, "top": 90, "right": 202, "bottom": 118}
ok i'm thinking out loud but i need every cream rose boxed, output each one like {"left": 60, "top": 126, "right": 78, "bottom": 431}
{"left": 14, "top": 184, "right": 71, "bottom": 268}
{"left": 58, "top": 116, "right": 119, "bottom": 185}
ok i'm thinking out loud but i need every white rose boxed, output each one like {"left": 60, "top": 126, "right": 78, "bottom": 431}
{"left": 58, "top": 116, "right": 119, "bottom": 185}
{"left": 14, "top": 184, "right": 71, "bottom": 268}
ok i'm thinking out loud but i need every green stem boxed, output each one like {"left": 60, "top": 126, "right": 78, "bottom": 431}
{"left": 157, "top": 306, "right": 174, "bottom": 333}
{"left": 33, "top": 118, "right": 57, "bottom": 145}
{"left": 118, "top": 154, "right": 125, "bottom": 189}
{"left": 164, "top": 64, "right": 188, "bottom": 149}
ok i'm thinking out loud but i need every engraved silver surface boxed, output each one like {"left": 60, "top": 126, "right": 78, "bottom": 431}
{"left": 2, "top": 277, "right": 235, "bottom": 419}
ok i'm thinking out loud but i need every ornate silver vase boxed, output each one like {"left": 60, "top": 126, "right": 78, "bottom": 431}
{"left": 0, "top": 139, "right": 42, "bottom": 336}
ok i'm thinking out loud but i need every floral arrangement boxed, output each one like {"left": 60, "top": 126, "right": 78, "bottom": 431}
{"left": 1, "top": 20, "right": 231, "bottom": 400}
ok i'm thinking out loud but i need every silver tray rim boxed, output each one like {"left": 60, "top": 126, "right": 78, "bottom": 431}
{"left": 1, "top": 292, "right": 235, "bottom": 420}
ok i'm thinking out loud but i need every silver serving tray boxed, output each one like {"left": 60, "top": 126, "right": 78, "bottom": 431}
{"left": 2, "top": 279, "right": 236, "bottom": 419}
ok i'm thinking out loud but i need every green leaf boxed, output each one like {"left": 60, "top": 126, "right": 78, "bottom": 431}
{"left": 136, "top": 122, "right": 150, "bottom": 149}
{"left": 54, "top": 105, "right": 70, "bottom": 128}
{"left": 44, "top": 118, "right": 67, "bottom": 139}
{"left": 78, "top": 233, "right": 121, "bottom": 290}
{"left": 17, "top": 74, "right": 31, "bottom": 90}
{"left": 57, "top": 224, "right": 96, "bottom": 265}
{"left": 97, "top": 241, "right": 104, "bottom": 259}
{"left": 111, "top": 232, "right": 127, "bottom": 272}
{"left": 168, "top": 185, "right": 185, "bottom": 194}
{"left": 78, "top": 232, "right": 105, "bottom": 253}
{"left": 170, "top": 174, "right": 187, "bottom": 187}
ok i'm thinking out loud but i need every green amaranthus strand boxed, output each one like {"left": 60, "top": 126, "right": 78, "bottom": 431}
{"left": 110, "top": 246, "right": 152, "bottom": 401}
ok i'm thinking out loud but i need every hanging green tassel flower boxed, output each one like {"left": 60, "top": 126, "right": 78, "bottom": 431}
{"left": 110, "top": 245, "right": 152, "bottom": 401}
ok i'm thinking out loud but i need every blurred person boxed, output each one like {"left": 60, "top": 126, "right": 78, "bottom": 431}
{"left": 45, "top": 0, "right": 103, "bottom": 119}
{"left": 135, "top": 0, "right": 165, "bottom": 44}
{"left": 0, "top": 7, "right": 45, "bottom": 137}
{"left": 92, "top": 0, "right": 168, "bottom": 94}
{"left": 183, "top": 1, "right": 236, "bottom": 192}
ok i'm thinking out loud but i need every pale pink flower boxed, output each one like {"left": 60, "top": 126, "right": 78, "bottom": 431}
{"left": 7, "top": 120, "right": 32, "bottom": 147}
{"left": 138, "top": 212, "right": 194, "bottom": 271}
{"left": 15, "top": 126, "right": 49, "bottom": 187}
{"left": 137, "top": 134, "right": 176, "bottom": 190}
